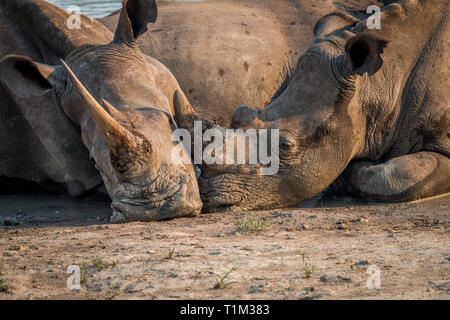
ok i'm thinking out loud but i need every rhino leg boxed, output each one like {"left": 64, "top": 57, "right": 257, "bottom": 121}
{"left": 339, "top": 152, "right": 450, "bottom": 202}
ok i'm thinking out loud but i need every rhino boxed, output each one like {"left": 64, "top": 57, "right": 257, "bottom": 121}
{"left": 0, "top": 0, "right": 383, "bottom": 220}
{"left": 183, "top": 0, "right": 450, "bottom": 212}
{"left": 0, "top": 0, "right": 202, "bottom": 221}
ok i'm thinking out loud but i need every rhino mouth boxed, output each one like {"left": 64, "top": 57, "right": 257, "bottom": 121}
{"left": 116, "top": 182, "right": 181, "bottom": 206}
{"left": 199, "top": 171, "right": 289, "bottom": 212}
{"left": 201, "top": 193, "right": 243, "bottom": 213}
{"left": 199, "top": 175, "right": 261, "bottom": 212}
{"left": 110, "top": 177, "right": 202, "bottom": 222}
{"left": 111, "top": 186, "right": 180, "bottom": 221}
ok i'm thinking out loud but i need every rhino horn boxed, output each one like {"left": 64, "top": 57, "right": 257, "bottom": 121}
{"left": 60, "top": 59, "right": 141, "bottom": 153}
{"left": 173, "top": 89, "right": 217, "bottom": 133}
{"left": 173, "top": 89, "right": 200, "bottom": 132}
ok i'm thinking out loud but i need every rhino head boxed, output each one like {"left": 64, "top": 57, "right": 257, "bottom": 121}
{"left": 0, "top": 0, "right": 202, "bottom": 221}
{"left": 185, "top": 11, "right": 391, "bottom": 212}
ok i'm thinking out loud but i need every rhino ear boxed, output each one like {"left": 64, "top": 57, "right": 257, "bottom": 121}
{"left": 314, "top": 6, "right": 361, "bottom": 40}
{"left": 0, "top": 55, "right": 63, "bottom": 98}
{"left": 114, "top": 0, "right": 157, "bottom": 44}
{"left": 345, "top": 34, "right": 388, "bottom": 76}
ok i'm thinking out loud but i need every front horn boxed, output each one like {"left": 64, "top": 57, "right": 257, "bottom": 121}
{"left": 60, "top": 59, "right": 141, "bottom": 153}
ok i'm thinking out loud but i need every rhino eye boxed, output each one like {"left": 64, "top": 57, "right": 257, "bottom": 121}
{"left": 280, "top": 138, "right": 294, "bottom": 150}
{"left": 281, "top": 141, "right": 292, "bottom": 149}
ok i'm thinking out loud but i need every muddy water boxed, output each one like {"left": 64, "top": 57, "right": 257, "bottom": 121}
{"left": 2, "top": 191, "right": 447, "bottom": 226}
{"left": 0, "top": 195, "right": 111, "bottom": 225}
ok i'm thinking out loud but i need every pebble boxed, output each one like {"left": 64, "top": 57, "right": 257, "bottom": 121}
{"left": 351, "top": 260, "right": 370, "bottom": 269}
{"left": 352, "top": 218, "right": 368, "bottom": 224}
{"left": 336, "top": 222, "right": 348, "bottom": 230}
{"left": 2, "top": 217, "right": 20, "bottom": 226}
{"left": 301, "top": 224, "right": 310, "bottom": 230}
{"left": 248, "top": 285, "right": 258, "bottom": 294}
{"left": 320, "top": 275, "right": 352, "bottom": 283}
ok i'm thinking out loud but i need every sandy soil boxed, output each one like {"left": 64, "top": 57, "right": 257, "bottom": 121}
{"left": 0, "top": 199, "right": 449, "bottom": 300}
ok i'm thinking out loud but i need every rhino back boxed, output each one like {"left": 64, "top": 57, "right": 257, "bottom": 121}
{"left": 1, "top": 0, "right": 112, "bottom": 63}
{"left": 344, "top": 0, "right": 450, "bottom": 160}
{"left": 101, "top": 1, "right": 292, "bottom": 126}
{"left": 0, "top": 0, "right": 107, "bottom": 196}
{"left": 386, "top": 1, "right": 450, "bottom": 159}
{"left": 0, "top": 83, "right": 102, "bottom": 196}
{"left": 100, "top": 0, "right": 382, "bottom": 126}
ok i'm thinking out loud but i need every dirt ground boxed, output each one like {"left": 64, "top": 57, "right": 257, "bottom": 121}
{"left": 0, "top": 196, "right": 449, "bottom": 300}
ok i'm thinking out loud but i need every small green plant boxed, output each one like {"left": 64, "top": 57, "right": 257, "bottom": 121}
{"left": 214, "top": 267, "right": 238, "bottom": 289}
{"left": 106, "top": 290, "right": 120, "bottom": 300}
{"left": 8, "top": 243, "right": 22, "bottom": 251}
{"left": 300, "top": 253, "right": 315, "bottom": 278}
{"left": 92, "top": 258, "right": 116, "bottom": 271}
{"left": 79, "top": 258, "right": 116, "bottom": 284}
{"left": 235, "top": 214, "right": 272, "bottom": 233}
{"left": 92, "top": 258, "right": 108, "bottom": 270}
{"left": 0, "top": 279, "right": 11, "bottom": 293}
{"left": 166, "top": 248, "right": 176, "bottom": 259}
{"left": 80, "top": 262, "right": 89, "bottom": 284}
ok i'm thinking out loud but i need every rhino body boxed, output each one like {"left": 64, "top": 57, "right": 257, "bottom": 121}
{"left": 0, "top": 0, "right": 112, "bottom": 196}
{"left": 0, "top": 0, "right": 202, "bottom": 221}
{"left": 100, "top": 0, "right": 380, "bottom": 126}
{"left": 197, "top": 0, "right": 450, "bottom": 211}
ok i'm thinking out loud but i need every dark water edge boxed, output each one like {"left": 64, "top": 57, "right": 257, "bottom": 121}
{"left": 0, "top": 194, "right": 111, "bottom": 225}
{"left": 2, "top": 191, "right": 448, "bottom": 226}
{"left": 46, "top": 0, "right": 204, "bottom": 18}
{"left": 46, "top": 0, "right": 123, "bottom": 18}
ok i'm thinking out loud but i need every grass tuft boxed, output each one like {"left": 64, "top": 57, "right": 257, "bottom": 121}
{"left": 166, "top": 248, "right": 176, "bottom": 260}
{"left": 92, "top": 258, "right": 115, "bottom": 271}
{"left": 214, "top": 266, "right": 238, "bottom": 289}
{"left": 0, "top": 279, "right": 11, "bottom": 293}
{"left": 300, "top": 252, "right": 315, "bottom": 278}
{"left": 235, "top": 214, "right": 272, "bottom": 233}
{"left": 8, "top": 243, "right": 22, "bottom": 251}
{"left": 106, "top": 290, "right": 120, "bottom": 300}
{"left": 79, "top": 258, "right": 117, "bottom": 284}
{"left": 80, "top": 262, "right": 89, "bottom": 284}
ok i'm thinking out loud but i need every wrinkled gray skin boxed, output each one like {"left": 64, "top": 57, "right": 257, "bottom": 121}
{"left": 0, "top": 0, "right": 202, "bottom": 221}
{"left": 197, "top": 0, "right": 450, "bottom": 212}
{"left": 100, "top": 0, "right": 381, "bottom": 126}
